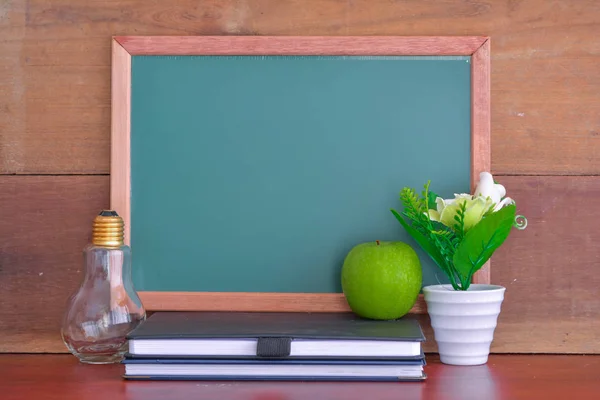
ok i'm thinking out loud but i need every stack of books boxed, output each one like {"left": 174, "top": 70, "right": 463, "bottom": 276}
{"left": 122, "top": 311, "right": 426, "bottom": 381}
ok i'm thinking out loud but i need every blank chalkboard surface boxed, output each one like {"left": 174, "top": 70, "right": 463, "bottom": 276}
{"left": 110, "top": 36, "right": 491, "bottom": 313}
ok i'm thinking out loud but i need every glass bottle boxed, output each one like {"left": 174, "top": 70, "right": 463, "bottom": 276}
{"left": 61, "top": 210, "right": 146, "bottom": 364}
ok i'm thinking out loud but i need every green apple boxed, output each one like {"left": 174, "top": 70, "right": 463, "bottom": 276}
{"left": 341, "top": 240, "right": 422, "bottom": 320}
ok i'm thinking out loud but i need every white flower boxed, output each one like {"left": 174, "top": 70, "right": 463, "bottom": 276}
{"left": 474, "top": 171, "right": 515, "bottom": 211}
{"left": 428, "top": 172, "right": 514, "bottom": 231}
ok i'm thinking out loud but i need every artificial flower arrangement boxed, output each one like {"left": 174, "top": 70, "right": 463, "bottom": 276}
{"left": 391, "top": 172, "right": 527, "bottom": 291}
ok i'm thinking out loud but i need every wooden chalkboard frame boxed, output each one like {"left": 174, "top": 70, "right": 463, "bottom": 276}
{"left": 110, "top": 36, "right": 491, "bottom": 314}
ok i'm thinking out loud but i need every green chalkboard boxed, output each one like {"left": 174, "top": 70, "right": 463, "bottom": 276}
{"left": 128, "top": 55, "right": 472, "bottom": 295}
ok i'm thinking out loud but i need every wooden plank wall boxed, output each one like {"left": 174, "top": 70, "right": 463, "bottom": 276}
{"left": 1, "top": 0, "right": 599, "bottom": 354}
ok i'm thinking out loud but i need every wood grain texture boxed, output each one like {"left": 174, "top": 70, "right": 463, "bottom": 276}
{"left": 116, "top": 35, "right": 486, "bottom": 55}
{"left": 470, "top": 39, "right": 492, "bottom": 285}
{"left": 110, "top": 40, "right": 131, "bottom": 243}
{"left": 490, "top": 176, "right": 600, "bottom": 353}
{"left": 3, "top": 354, "right": 600, "bottom": 400}
{"left": 1, "top": 0, "right": 598, "bottom": 174}
{"left": 0, "top": 176, "right": 109, "bottom": 353}
{"left": 2, "top": 0, "right": 600, "bottom": 355}
{"left": 0, "top": 0, "right": 26, "bottom": 173}
{"left": 138, "top": 292, "right": 427, "bottom": 314}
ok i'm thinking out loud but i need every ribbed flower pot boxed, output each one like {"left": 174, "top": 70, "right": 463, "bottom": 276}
{"left": 422, "top": 284, "right": 506, "bottom": 366}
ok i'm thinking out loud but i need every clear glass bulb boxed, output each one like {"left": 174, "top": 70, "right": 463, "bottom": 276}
{"left": 61, "top": 211, "right": 146, "bottom": 364}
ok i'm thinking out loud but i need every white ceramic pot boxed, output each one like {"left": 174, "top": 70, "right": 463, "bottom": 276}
{"left": 422, "top": 284, "right": 506, "bottom": 366}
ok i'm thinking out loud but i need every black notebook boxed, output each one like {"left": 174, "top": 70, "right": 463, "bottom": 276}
{"left": 126, "top": 311, "right": 425, "bottom": 360}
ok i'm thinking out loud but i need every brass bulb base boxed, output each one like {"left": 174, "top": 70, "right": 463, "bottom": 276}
{"left": 92, "top": 210, "right": 124, "bottom": 248}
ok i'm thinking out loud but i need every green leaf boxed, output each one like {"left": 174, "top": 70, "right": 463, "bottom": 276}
{"left": 453, "top": 204, "right": 516, "bottom": 284}
{"left": 427, "top": 190, "right": 439, "bottom": 210}
{"left": 391, "top": 209, "right": 448, "bottom": 274}
{"left": 400, "top": 187, "right": 426, "bottom": 216}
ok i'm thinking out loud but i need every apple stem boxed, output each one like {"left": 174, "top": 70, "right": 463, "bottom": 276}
{"left": 376, "top": 240, "right": 380, "bottom": 246}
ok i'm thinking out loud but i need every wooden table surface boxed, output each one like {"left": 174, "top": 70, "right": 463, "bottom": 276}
{"left": 1, "top": 354, "right": 599, "bottom": 400}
